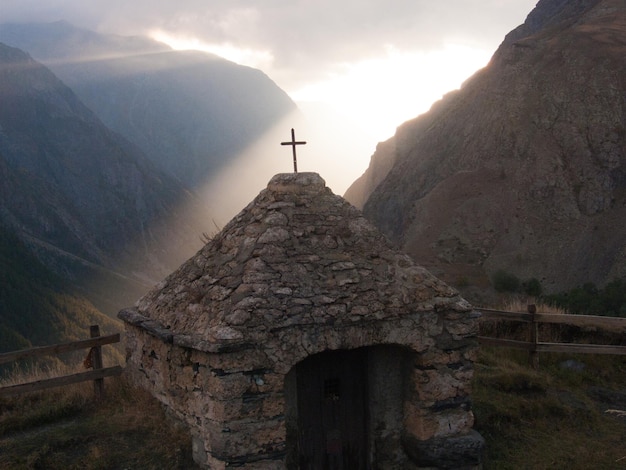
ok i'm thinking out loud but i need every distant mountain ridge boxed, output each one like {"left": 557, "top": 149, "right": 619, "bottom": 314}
{"left": 0, "top": 21, "right": 297, "bottom": 187}
{"left": 0, "top": 42, "right": 210, "bottom": 313}
{"left": 0, "top": 21, "right": 301, "bottom": 319}
{"left": 346, "top": 0, "right": 626, "bottom": 298}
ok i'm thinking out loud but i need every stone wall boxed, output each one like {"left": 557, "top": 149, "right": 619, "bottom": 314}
{"left": 122, "top": 321, "right": 286, "bottom": 469}
{"left": 121, "top": 305, "right": 484, "bottom": 469}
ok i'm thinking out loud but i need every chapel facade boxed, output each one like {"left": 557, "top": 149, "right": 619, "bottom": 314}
{"left": 119, "top": 172, "right": 485, "bottom": 469}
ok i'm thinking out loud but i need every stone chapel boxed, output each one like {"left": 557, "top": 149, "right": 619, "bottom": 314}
{"left": 119, "top": 172, "right": 485, "bottom": 469}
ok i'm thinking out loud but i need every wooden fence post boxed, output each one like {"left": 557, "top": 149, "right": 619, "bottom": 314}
{"left": 90, "top": 325, "right": 104, "bottom": 400}
{"left": 528, "top": 304, "right": 539, "bottom": 369}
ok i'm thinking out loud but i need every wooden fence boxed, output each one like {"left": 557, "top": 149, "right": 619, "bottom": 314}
{"left": 0, "top": 325, "right": 123, "bottom": 399}
{"left": 478, "top": 305, "right": 626, "bottom": 367}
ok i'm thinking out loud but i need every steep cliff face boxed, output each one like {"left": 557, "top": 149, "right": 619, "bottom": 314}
{"left": 343, "top": 138, "right": 398, "bottom": 212}
{"left": 347, "top": 0, "right": 626, "bottom": 296}
{"left": 0, "top": 43, "right": 208, "bottom": 312}
{"left": 0, "top": 21, "right": 297, "bottom": 188}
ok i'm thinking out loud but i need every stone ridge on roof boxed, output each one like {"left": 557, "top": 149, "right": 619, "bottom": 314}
{"left": 128, "top": 172, "right": 469, "bottom": 347}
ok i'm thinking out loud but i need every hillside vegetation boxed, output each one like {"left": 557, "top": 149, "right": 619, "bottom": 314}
{"left": 0, "top": 225, "right": 120, "bottom": 357}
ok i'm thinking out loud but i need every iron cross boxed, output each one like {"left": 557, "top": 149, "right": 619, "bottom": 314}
{"left": 281, "top": 128, "right": 306, "bottom": 173}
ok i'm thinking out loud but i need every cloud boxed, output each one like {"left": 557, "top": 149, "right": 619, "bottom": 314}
{"left": 1, "top": 0, "right": 536, "bottom": 90}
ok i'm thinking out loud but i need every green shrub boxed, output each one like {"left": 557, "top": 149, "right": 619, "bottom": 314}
{"left": 522, "top": 278, "right": 543, "bottom": 297}
{"left": 492, "top": 270, "right": 521, "bottom": 293}
{"left": 545, "top": 277, "right": 626, "bottom": 317}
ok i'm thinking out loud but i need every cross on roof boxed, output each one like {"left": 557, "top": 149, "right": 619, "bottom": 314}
{"left": 280, "top": 128, "right": 307, "bottom": 173}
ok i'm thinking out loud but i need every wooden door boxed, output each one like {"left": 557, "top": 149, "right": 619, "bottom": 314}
{"left": 296, "top": 348, "right": 370, "bottom": 469}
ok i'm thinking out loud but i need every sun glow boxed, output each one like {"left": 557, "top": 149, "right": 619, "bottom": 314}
{"left": 148, "top": 32, "right": 492, "bottom": 195}
{"left": 287, "top": 44, "right": 492, "bottom": 193}
{"left": 150, "top": 30, "right": 274, "bottom": 70}
{"left": 290, "top": 44, "right": 491, "bottom": 144}
{"left": 124, "top": 37, "right": 497, "bottom": 276}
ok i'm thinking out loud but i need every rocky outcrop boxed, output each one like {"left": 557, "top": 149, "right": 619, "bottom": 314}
{"left": 346, "top": 0, "right": 626, "bottom": 297}
{"left": 343, "top": 138, "right": 398, "bottom": 210}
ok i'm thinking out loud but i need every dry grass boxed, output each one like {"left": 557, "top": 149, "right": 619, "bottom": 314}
{"left": 1, "top": 359, "right": 85, "bottom": 387}
{"left": 473, "top": 347, "right": 626, "bottom": 469}
{"left": 0, "top": 337, "right": 125, "bottom": 385}
{"left": 499, "top": 299, "right": 566, "bottom": 315}
{"left": 0, "top": 374, "right": 199, "bottom": 470}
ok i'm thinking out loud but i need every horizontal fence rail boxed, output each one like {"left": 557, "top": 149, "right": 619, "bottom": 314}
{"left": 478, "top": 308, "right": 626, "bottom": 331}
{"left": 0, "top": 334, "right": 120, "bottom": 365}
{"left": 477, "top": 305, "right": 626, "bottom": 367}
{"left": 0, "top": 325, "right": 122, "bottom": 399}
{"left": 0, "top": 366, "right": 123, "bottom": 397}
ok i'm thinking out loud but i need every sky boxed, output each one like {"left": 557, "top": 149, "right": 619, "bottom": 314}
{"left": 1, "top": 0, "right": 538, "bottom": 195}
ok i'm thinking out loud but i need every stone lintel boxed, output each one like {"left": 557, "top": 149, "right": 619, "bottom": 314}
{"left": 118, "top": 308, "right": 173, "bottom": 343}
{"left": 119, "top": 308, "right": 253, "bottom": 353}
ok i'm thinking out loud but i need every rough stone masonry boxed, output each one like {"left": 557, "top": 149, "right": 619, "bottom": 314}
{"left": 119, "top": 172, "right": 485, "bottom": 469}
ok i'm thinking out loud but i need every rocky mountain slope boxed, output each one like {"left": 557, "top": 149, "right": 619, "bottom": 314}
{"left": 0, "top": 43, "right": 209, "bottom": 313}
{"left": 345, "top": 0, "right": 626, "bottom": 299}
{"left": 0, "top": 21, "right": 297, "bottom": 188}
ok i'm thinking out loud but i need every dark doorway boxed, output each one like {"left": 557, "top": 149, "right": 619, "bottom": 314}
{"left": 295, "top": 348, "right": 370, "bottom": 469}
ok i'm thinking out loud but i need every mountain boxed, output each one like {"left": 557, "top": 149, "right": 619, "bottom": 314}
{"left": 0, "top": 223, "right": 120, "bottom": 354}
{"left": 345, "top": 0, "right": 626, "bottom": 299}
{"left": 0, "top": 42, "right": 209, "bottom": 314}
{"left": 0, "top": 21, "right": 297, "bottom": 188}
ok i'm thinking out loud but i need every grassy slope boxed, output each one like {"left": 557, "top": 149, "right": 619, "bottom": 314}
{"left": 473, "top": 348, "right": 626, "bottom": 469}
{"left": 0, "top": 377, "right": 199, "bottom": 470}
{"left": 0, "top": 349, "right": 624, "bottom": 469}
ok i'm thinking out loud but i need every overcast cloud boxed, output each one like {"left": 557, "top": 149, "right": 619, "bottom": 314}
{"left": 1, "top": 1, "right": 537, "bottom": 90}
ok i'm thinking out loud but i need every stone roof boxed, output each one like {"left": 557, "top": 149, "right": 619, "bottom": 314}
{"left": 120, "top": 172, "right": 471, "bottom": 355}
